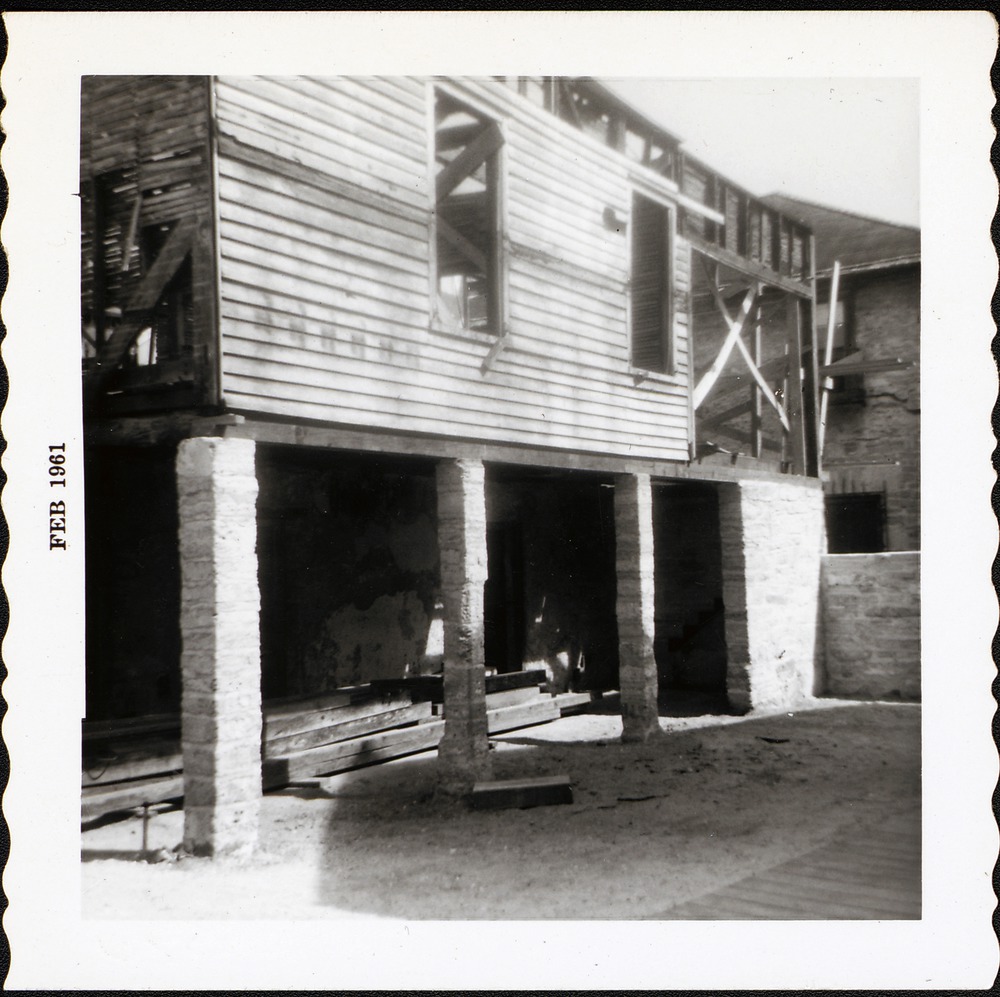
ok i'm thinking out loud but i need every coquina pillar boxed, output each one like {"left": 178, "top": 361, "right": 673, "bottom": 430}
{"left": 718, "top": 479, "right": 825, "bottom": 713}
{"left": 176, "top": 436, "right": 261, "bottom": 857}
{"left": 614, "top": 472, "right": 661, "bottom": 742}
{"left": 436, "top": 458, "right": 492, "bottom": 793}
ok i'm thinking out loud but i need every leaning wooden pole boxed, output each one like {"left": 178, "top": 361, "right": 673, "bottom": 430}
{"left": 817, "top": 260, "right": 842, "bottom": 460}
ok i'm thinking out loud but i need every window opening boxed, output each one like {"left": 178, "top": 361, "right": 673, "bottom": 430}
{"left": 825, "top": 492, "right": 886, "bottom": 553}
{"left": 434, "top": 89, "right": 504, "bottom": 335}
{"left": 630, "top": 191, "right": 675, "bottom": 374}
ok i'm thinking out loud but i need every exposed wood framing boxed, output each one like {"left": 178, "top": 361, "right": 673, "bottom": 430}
{"left": 819, "top": 354, "right": 913, "bottom": 377}
{"left": 686, "top": 232, "right": 812, "bottom": 299}
{"left": 83, "top": 215, "right": 198, "bottom": 407}
{"left": 784, "top": 296, "right": 808, "bottom": 475}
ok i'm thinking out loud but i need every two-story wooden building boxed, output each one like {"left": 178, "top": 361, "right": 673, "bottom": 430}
{"left": 82, "top": 76, "right": 827, "bottom": 856}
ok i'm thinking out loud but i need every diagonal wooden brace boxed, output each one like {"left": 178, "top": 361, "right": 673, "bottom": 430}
{"left": 692, "top": 278, "right": 758, "bottom": 409}
{"left": 84, "top": 215, "right": 197, "bottom": 405}
{"left": 436, "top": 122, "right": 504, "bottom": 203}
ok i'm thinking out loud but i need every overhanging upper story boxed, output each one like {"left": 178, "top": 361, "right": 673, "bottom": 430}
{"left": 81, "top": 76, "right": 819, "bottom": 474}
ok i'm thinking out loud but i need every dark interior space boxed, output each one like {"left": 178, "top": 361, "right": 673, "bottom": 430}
{"left": 653, "top": 481, "right": 729, "bottom": 710}
{"left": 255, "top": 446, "right": 440, "bottom": 702}
{"left": 486, "top": 466, "right": 619, "bottom": 692}
{"left": 84, "top": 444, "right": 181, "bottom": 722}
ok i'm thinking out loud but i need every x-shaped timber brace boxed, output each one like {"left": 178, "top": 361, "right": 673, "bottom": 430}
{"left": 692, "top": 256, "right": 811, "bottom": 472}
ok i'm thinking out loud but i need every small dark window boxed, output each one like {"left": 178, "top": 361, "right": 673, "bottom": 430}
{"left": 825, "top": 492, "right": 886, "bottom": 553}
{"left": 434, "top": 89, "right": 504, "bottom": 335}
{"left": 630, "top": 191, "right": 675, "bottom": 374}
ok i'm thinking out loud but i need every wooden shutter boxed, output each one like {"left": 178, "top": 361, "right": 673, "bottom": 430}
{"left": 630, "top": 193, "right": 673, "bottom": 373}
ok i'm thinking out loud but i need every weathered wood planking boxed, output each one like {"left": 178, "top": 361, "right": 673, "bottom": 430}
{"left": 81, "top": 76, "right": 217, "bottom": 411}
{"left": 213, "top": 76, "right": 693, "bottom": 463}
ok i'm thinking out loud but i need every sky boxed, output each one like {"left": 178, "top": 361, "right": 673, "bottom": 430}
{"left": 606, "top": 77, "right": 920, "bottom": 229}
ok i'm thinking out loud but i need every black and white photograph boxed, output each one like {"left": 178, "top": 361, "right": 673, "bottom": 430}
{"left": 1, "top": 10, "right": 996, "bottom": 991}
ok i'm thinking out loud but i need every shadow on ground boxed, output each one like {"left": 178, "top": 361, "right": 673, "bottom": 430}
{"left": 303, "top": 702, "right": 920, "bottom": 919}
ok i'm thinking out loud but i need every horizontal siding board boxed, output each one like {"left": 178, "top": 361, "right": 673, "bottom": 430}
{"left": 221, "top": 310, "right": 689, "bottom": 429}
{"left": 216, "top": 167, "right": 428, "bottom": 260}
{"left": 219, "top": 222, "right": 428, "bottom": 296}
{"left": 220, "top": 236, "right": 428, "bottom": 321}
{"left": 222, "top": 341, "right": 688, "bottom": 446}
{"left": 215, "top": 77, "right": 428, "bottom": 199}
{"left": 218, "top": 188, "right": 428, "bottom": 280}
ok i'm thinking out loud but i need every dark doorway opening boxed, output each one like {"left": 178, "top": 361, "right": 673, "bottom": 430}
{"left": 485, "top": 521, "right": 525, "bottom": 673}
{"left": 654, "top": 481, "right": 730, "bottom": 715}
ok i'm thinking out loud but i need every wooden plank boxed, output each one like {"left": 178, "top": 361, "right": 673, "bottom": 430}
{"left": 263, "top": 693, "right": 416, "bottom": 742}
{"left": 82, "top": 774, "right": 184, "bottom": 821}
{"left": 83, "top": 749, "right": 182, "bottom": 787}
{"left": 83, "top": 713, "right": 180, "bottom": 742}
{"left": 436, "top": 121, "right": 504, "bottom": 202}
{"left": 263, "top": 721, "right": 447, "bottom": 787}
{"left": 264, "top": 702, "right": 434, "bottom": 757}
{"left": 470, "top": 774, "right": 573, "bottom": 810}
{"left": 486, "top": 697, "right": 561, "bottom": 731}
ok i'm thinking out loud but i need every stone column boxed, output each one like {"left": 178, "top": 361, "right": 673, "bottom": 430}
{"left": 614, "top": 472, "right": 660, "bottom": 742}
{"left": 435, "top": 458, "right": 492, "bottom": 794}
{"left": 718, "top": 479, "right": 825, "bottom": 714}
{"left": 176, "top": 437, "right": 261, "bottom": 857}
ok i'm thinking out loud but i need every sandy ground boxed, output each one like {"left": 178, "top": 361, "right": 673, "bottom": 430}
{"left": 82, "top": 698, "right": 920, "bottom": 920}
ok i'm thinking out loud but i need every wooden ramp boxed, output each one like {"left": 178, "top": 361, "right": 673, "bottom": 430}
{"left": 654, "top": 812, "right": 920, "bottom": 920}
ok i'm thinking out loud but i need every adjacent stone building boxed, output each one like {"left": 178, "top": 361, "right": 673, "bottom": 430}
{"left": 763, "top": 195, "right": 921, "bottom": 702}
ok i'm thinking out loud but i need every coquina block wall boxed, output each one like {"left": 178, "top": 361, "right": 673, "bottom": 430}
{"left": 821, "top": 551, "right": 920, "bottom": 700}
{"left": 719, "top": 477, "right": 826, "bottom": 713}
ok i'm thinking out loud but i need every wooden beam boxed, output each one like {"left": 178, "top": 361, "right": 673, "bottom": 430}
{"left": 819, "top": 354, "right": 913, "bottom": 377}
{"left": 785, "top": 297, "right": 808, "bottom": 475}
{"left": 687, "top": 232, "right": 813, "bottom": 299}
{"left": 470, "top": 774, "right": 573, "bottom": 810}
{"left": 435, "top": 121, "right": 486, "bottom": 152}
{"left": 818, "top": 259, "right": 841, "bottom": 460}
{"left": 732, "top": 332, "right": 790, "bottom": 432}
{"left": 437, "top": 216, "right": 488, "bottom": 274}
{"left": 699, "top": 398, "right": 753, "bottom": 430}
{"left": 435, "top": 122, "right": 503, "bottom": 202}
{"left": 120, "top": 194, "right": 143, "bottom": 273}
{"left": 84, "top": 215, "right": 197, "bottom": 405}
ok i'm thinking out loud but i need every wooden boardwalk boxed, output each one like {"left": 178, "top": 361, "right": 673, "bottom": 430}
{"left": 655, "top": 812, "right": 921, "bottom": 920}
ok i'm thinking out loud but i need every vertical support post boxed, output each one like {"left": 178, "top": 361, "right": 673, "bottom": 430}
{"left": 785, "top": 295, "right": 808, "bottom": 475}
{"left": 804, "top": 234, "right": 822, "bottom": 476}
{"left": 614, "top": 473, "right": 660, "bottom": 742}
{"left": 176, "top": 437, "right": 261, "bottom": 858}
{"left": 436, "top": 458, "right": 492, "bottom": 794}
{"left": 751, "top": 299, "right": 763, "bottom": 458}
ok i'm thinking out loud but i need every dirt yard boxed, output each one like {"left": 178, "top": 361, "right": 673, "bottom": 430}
{"left": 82, "top": 698, "right": 920, "bottom": 920}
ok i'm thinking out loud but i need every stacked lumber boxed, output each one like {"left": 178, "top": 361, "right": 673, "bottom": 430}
{"left": 82, "top": 670, "right": 572, "bottom": 817}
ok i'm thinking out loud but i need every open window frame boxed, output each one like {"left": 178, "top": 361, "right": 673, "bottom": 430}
{"left": 429, "top": 83, "right": 508, "bottom": 342}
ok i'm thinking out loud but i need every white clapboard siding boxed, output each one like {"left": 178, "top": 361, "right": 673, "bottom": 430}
{"left": 214, "top": 75, "right": 693, "bottom": 462}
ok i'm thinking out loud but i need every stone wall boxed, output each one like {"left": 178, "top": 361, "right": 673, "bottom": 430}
{"left": 821, "top": 551, "right": 920, "bottom": 700}
{"left": 822, "top": 266, "right": 920, "bottom": 551}
{"left": 718, "top": 478, "right": 825, "bottom": 713}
